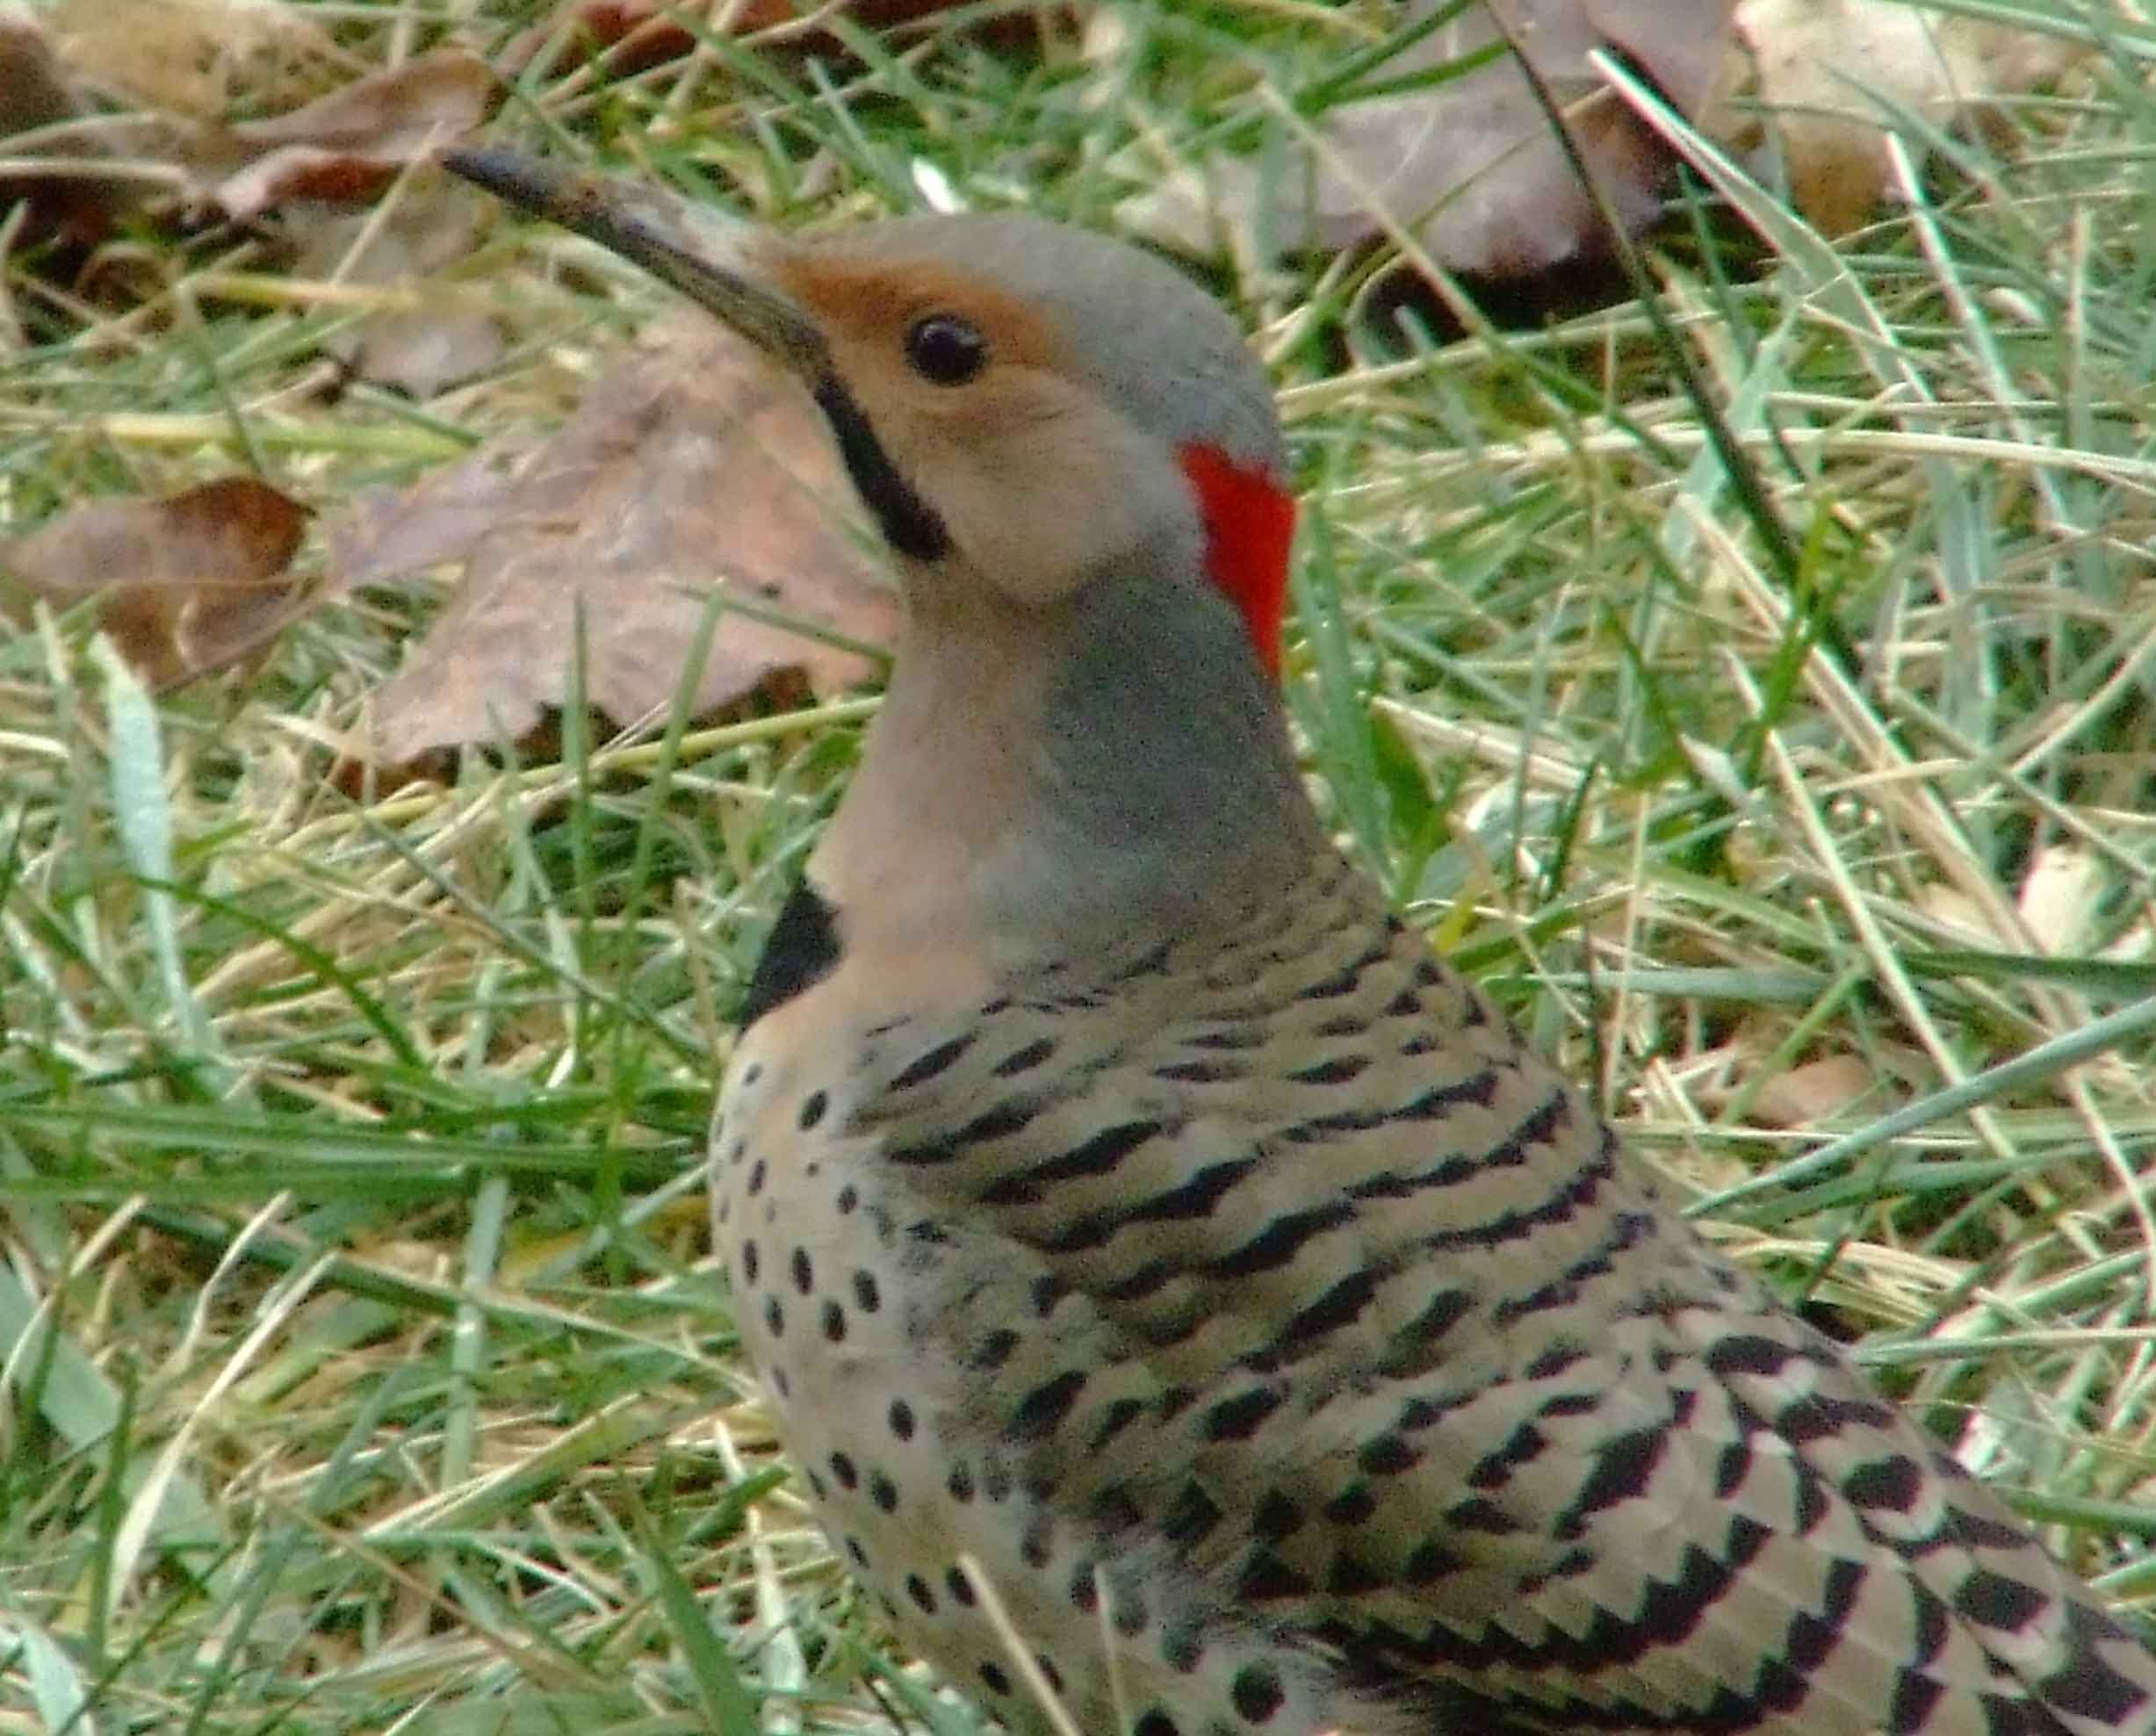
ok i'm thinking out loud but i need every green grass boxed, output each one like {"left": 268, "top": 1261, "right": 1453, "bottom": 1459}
{"left": 6, "top": 0, "right": 2156, "bottom": 1728}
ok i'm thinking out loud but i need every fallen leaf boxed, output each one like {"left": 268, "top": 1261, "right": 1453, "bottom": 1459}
{"left": 0, "top": 8, "right": 148, "bottom": 249}
{"left": 2, "top": 477, "right": 309, "bottom": 687}
{"left": 327, "top": 443, "right": 534, "bottom": 595}
{"left": 292, "top": 185, "right": 504, "bottom": 397}
{"left": 202, "top": 47, "right": 497, "bottom": 220}
{"left": 1735, "top": 0, "right": 2101, "bottom": 234}
{"left": 327, "top": 311, "right": 898, "bottom": 763}
{"left": 1748, "top": 1052, "right": 1878, "bottom": 1128}
{"left": 1121, "top": 0, "right": 1736, "bottom": 281}
{"left": 500, "top": 0, "right": 1044, "bottom": 82}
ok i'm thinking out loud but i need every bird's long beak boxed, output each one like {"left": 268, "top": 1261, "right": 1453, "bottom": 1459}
{"left": 441, "top": 146, "right": 829, "bottom": 381}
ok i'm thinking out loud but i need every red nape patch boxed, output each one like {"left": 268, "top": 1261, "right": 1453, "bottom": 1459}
{"left": 1178, "top": 443, "right": 1296, "bottom": 680}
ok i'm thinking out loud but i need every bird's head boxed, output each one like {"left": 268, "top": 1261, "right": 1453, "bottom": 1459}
{"left": 443, "top": 148, "right": 1295, "bottom": 678}
{"left": 445, "top": 148, "right": 1322, "bottom": 964}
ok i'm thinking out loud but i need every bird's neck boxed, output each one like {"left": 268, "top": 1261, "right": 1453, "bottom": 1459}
{"left": 811, "top": 562, "right": 1324, "bottom": 986}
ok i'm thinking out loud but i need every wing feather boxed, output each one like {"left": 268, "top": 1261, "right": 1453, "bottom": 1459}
{"left": 832, "top": 854, "right": 2156, "bottom": 1734}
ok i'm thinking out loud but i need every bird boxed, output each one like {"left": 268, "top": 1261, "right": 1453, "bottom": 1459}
{"left": 444, "top": 144, "right": 2156, "bottom": 1736}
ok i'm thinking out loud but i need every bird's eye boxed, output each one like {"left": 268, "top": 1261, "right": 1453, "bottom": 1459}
{"left": 905, "top": 314, "right": 988, "bottom": 386}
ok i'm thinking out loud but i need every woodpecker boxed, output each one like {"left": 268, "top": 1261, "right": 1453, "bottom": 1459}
{"left": 447, "top": 146, "right": 2156, "bottom": 1736}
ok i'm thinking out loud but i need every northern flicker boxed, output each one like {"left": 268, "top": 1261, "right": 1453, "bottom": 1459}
{"left": 447, "top": 146, "right": 2156, "bottom": 1736}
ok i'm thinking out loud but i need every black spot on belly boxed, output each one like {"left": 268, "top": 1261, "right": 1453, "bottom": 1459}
{"left": 1231, "top": 1664, "right": 1287, "bottom": 1723}
{"left": 1324, "top": 1486, "right": 1375, "bottom": 1526}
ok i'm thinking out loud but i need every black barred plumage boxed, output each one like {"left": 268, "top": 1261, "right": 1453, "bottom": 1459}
{"left": 439, "top": 147, "right": 2156, "bottom": 1736}
{"left": 715, "top": 858, "right": 2156, "bottom": 1736}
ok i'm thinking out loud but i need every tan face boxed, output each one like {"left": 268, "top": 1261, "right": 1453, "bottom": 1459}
{"left": 770, "top": 248, "right": 1199, "bottom": 614}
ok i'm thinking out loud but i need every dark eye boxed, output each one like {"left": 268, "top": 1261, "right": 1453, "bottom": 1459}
{"left": 905, "top": 314, "right": 988, "bottom": 385}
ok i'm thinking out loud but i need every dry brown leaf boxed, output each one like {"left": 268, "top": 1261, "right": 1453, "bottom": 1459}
{"left": 1736, "top": 0, "right": 2101, "bottom": 234}
{"left": 327, "top": 443, "right": 533, "bottom": 595}
{"left": 1748, "top": 1053, "right": 1878, "bottom": 1129}
{"left": 1121, "top": 0, "right": 1735, "bottom": 280}
{"left": 292, "top": 185, "right": 503, "bottom": 397}
{"left": 500, "top": 0, "right": 1045, "bottom": 82}
{"left": 0, "top": 8, "right": 152, "bottom": 248}
{"left": 202, "top": 47, "right": 497, "bottom": 220}
{"left": 328, "top": 312, "right": 898, "bottom": 763}
{"left": 2, "top": 476, "right": 309, "bottom": 687}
